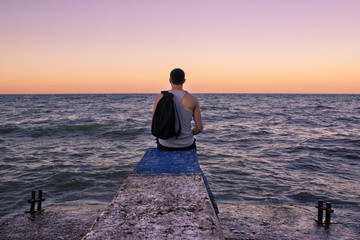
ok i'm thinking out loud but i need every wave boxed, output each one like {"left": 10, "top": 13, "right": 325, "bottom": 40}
{"left": 313, "top": 104, "right": 336, "bottom": 110}
{"left": 100, "top": 127, "right": 148, "bottom": 139}
{"left": 0, "top": 125, "right": 21, "bottom": 134}
{"left": 248, "top": 129, "right": 273, "bottom": 136}
{"left": 59, "top": 123, "right": 104, "bottom": 132}
{"left": 288, "top": 191, "right": 317, "bottom": 202}
{"left": 0, "top": 123, "right": 105, "bottom": 138}
{"left": 32, "top": 123, "right": 105, "bottom": 137}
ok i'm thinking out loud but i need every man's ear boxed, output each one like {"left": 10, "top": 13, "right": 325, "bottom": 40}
{"left": 183, "top": 78, "right": 186, "bottom": 84}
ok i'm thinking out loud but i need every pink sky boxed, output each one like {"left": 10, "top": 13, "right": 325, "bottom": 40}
{"left": 1, "top": 0, "right": 359, "bottom": 93}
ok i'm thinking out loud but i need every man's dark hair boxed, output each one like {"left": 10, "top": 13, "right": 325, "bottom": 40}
{"left": 170, "top": 68, "right": 185, "bottom": 85}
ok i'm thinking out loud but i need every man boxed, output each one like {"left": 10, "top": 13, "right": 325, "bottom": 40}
{"left": 153, "top": 68, "right": 203, "bottom": 150}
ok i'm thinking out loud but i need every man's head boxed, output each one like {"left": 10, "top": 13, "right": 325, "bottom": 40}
{"left": 170, "top": 68, "right": 185, "bottom": 85}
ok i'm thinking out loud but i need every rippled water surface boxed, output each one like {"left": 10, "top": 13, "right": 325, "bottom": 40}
{"left": 1, "top": 94, "right": 359, "bottom": 235}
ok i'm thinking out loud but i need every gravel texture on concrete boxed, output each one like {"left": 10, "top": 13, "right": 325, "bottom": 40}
{"left": 83, "top": 174, "right": 224, "bottom": 240}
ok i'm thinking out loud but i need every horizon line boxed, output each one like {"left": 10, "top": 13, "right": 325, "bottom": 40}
{"left": 1, "top": 92, "right": 359, "bottom": 95}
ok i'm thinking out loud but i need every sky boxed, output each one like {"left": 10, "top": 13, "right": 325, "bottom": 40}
{"left": 1, "top": 0, "right": 359, "bottom": 94}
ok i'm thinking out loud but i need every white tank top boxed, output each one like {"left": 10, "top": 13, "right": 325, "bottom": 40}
{"left": 158, "top": 90, "right": 194, "bottom": 148}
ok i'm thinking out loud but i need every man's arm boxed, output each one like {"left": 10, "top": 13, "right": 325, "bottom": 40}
{"left": 192, "top": 97, "right": 203, "bottom": 135}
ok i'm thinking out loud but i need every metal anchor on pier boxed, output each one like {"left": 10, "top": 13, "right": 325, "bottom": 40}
{"left": 315, "top": 199, "right": 334, "bottom": 225}
{"left": 26, "top": 190, "right": 45, "bottom": 215}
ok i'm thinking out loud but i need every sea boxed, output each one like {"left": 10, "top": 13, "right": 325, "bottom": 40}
{"left": 0, "top": 94, "right": 359, "bottom": 239}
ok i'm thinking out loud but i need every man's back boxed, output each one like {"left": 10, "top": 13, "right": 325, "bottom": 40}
{"left": 153, "top": 68, "right": 203, "bottom": 150}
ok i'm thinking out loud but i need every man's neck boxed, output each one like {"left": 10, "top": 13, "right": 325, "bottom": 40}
{"left": 171, "top": 84, "right": 183, "bottom": 91}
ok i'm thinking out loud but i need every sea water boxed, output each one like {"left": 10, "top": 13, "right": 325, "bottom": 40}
{"left": 0, "top": 94, "right": 359, "bottom": 238}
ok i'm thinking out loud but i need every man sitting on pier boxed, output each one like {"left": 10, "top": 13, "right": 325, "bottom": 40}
{"left": 153, "top": 68, "right": 203, "bottom": 150}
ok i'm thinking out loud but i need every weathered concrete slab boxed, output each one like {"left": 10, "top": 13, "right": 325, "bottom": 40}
{"left": 82, "top": 148, "right": 223, "bottom": 239}
{"left": 82, "top": 174, "right": 223, "bottom": 240}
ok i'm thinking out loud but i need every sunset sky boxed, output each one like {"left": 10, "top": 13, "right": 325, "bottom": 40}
{"left": 1, "top": 0, "right": 359, "bottom": 94}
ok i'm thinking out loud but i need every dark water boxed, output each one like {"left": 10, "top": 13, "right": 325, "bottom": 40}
{"left": 1, "top": 94, "right": 359, "bottom": 236}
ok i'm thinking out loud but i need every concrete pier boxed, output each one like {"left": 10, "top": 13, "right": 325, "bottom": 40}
{"left": 82, "top": 148, "right": 223, "bottom": 239}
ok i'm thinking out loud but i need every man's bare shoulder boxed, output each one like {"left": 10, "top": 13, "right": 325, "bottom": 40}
{"left": 182, "top": 92, "right": 199, "bottom": 111}
{"left": 183, "top": 92, "right": 198, "bottom": 102}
